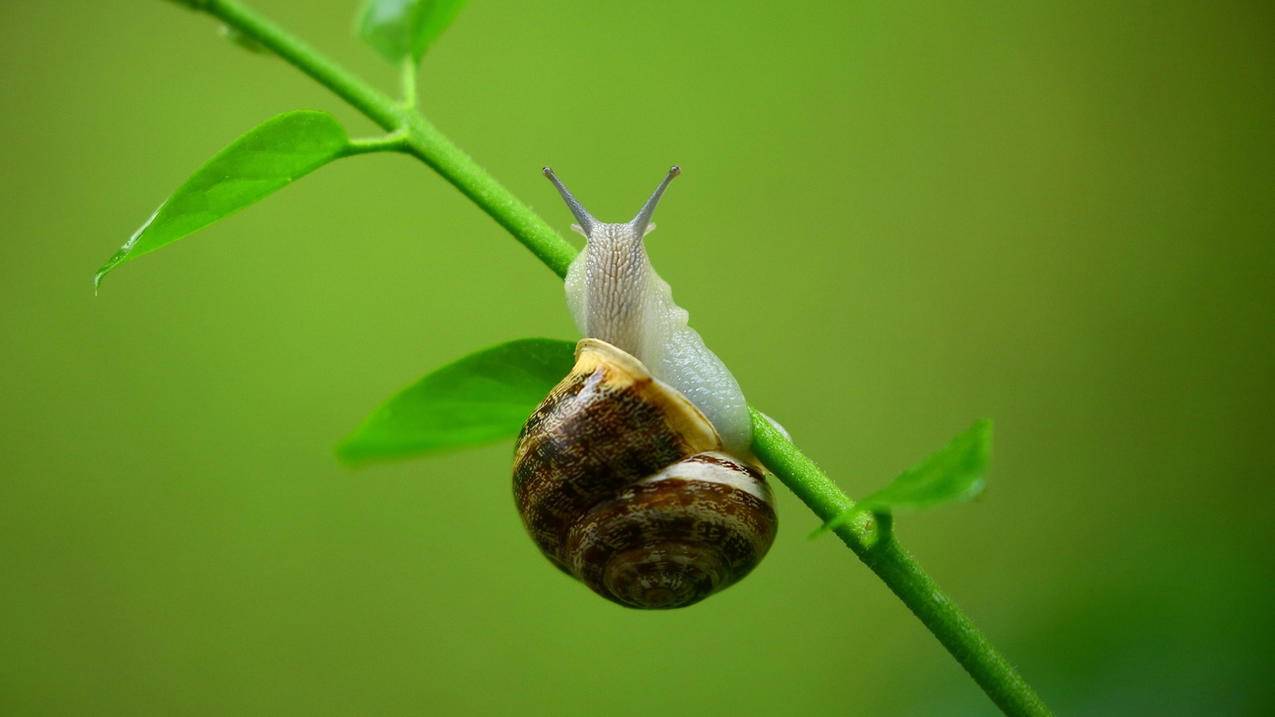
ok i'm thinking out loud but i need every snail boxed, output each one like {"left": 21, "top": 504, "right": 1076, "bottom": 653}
{"left": 512, "top": 166, "right": 777, "bottom": 609}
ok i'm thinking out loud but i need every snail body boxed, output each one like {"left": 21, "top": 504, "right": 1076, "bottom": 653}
{"left": 512, "top": 167, "right": 776, "bottom": 609}
{"left": 558, "top": 166, "right": 753, "bottom": 454}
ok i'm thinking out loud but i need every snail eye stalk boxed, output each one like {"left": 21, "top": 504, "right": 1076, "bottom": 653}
{"left": 543, "top": 167, "right": 597, "bottom": 236}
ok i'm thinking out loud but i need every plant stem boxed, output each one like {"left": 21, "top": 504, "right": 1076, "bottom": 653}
{"left": 178, "top": 1, "right": 1050, "bottom": 713}
{"left": 400, "top": 57, "right": 418, "bottom": 109}
{"left": 202, "top": 0, "right": 576, "bottom": 277}
{"left": 343, "top": 131, "right": 410, "bottom": 157}
{"left": 750, "top": 413, "right": 1051, "bottom": 716}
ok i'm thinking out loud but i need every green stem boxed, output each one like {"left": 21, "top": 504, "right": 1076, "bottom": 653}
{"left": 200, "top": 0, "right": 576, "bottom": 276}
{"left": 343, "top": 131, "right": 410, "bottom": 157}
{"left": 400, "top": 57, "right": 418, "bottom": 109}
{"left": 750, "top": 413, "right": 1050, "bottom": 716}
{"left": 396, "top": 117, "right": 577, "bottom": 277}
{"left": 201, "top": 0, "right": 401, "bottom": 130}
{"left": 178, "top": 1, "right": 1050, "bottom": 713}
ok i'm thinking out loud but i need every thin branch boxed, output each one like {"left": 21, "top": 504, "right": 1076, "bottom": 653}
{"left": 343, "top": 131, "right": 411, "bottom": 157}
{"left": 202, "top": 0, "right": 402, "bottom": 131}
{"left": 400, "top": 57, "right": 418, "bottom": 109}
{"left": 171, "top": 2, "right": 1051, "bottom": 714}
{"left": 194, "top": 0, "right": 576, "bottom": 277}
{"left": 749, "top": 414, "right": 1050, "bottom": 716}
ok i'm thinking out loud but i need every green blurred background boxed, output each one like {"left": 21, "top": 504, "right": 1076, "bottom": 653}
{"left": 2, "top": 1, "right": 1272, "bottom": 714}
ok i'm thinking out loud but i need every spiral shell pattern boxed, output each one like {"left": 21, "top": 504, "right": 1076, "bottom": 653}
{"left": 513, "top": 339, "right": 777, "bottom": 609}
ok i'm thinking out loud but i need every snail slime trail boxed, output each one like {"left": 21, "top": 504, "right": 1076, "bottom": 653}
{"left": 513, "top": 168, "right": 776, "bottom": 609}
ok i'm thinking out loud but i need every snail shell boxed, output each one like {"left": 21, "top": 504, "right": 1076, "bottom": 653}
{"left": 513, "top": 339, "right": 777, "bottom": 609}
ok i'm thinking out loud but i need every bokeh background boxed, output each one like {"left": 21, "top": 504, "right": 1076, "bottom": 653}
{"left": 2, "top": 1, "right": 1272, "bottom": 714}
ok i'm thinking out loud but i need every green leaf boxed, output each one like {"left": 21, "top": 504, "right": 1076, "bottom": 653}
{"left": 95, "top": 111, "right": 349, "bottom": 289}
{"left": 338, "top": 338, "right": 576, "bottom": 464}
{"left": 357, "top": 0, "right": 466, "bottom": 65}
{"left": 812, "top": 420, "right": 993, "bottom": 537}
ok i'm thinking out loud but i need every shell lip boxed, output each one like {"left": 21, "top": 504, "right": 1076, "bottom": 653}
{"left": 574, "top": 338, "right": 649, "bottom": 377}
{"left": 574, "top": 338, "right": 725, "bottom": 449}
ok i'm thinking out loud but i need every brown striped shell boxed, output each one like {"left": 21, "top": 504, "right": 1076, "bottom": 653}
{"left": 513, "top": 339, "right": 777, "bottom": 609}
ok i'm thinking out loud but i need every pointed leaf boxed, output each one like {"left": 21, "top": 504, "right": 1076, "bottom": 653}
{"left": 339, "top": 339, "right": 576, "bottom": 464}
{"left": 357, "top": 0, "right": 466, "bottom": 64}
{"left": 95, "top": 111, "right": 349, "bottom": 289}
{"left": 813, "top": 420, "right": 992, "bottom": 537}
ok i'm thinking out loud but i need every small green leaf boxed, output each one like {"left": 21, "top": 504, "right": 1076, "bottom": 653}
{"left": 812, "top": 420, "right": 993, "bottom": 537}
{"left": 95, "top": 111, "right": 349, "bottom": 289}
{"left": 357, "top": 0, "right": 466, "bottom": 65}
{"left": 338, "top": 339, "right": 576, "bottom": 464}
